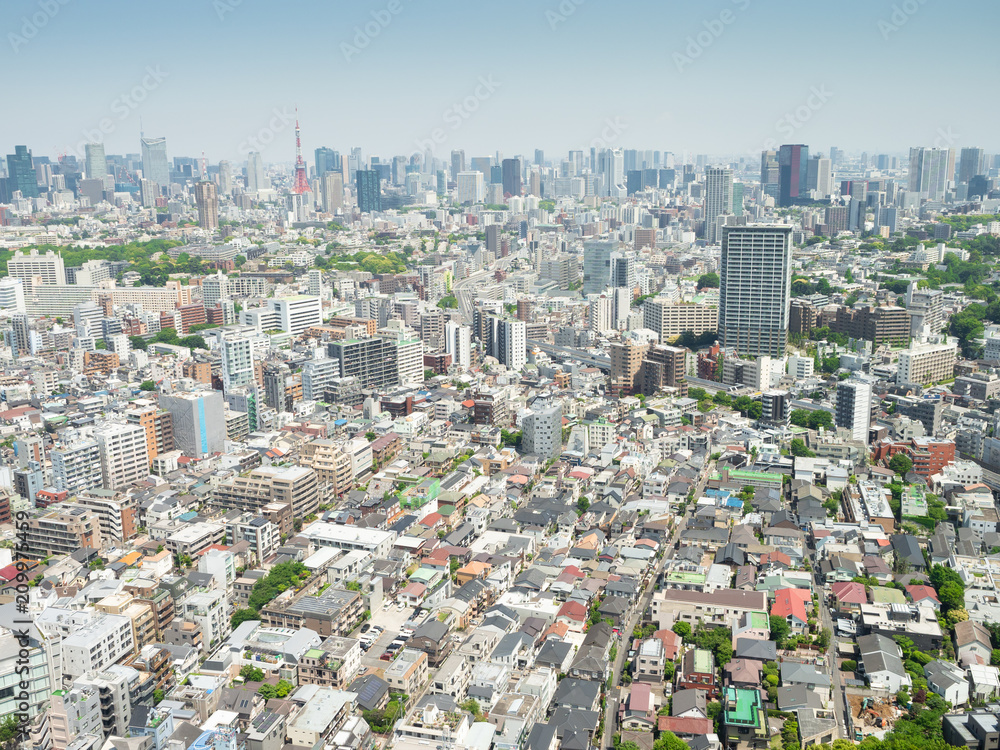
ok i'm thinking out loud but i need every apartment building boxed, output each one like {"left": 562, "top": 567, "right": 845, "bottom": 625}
{"left": 212, "top": 465, "right": 319, "bottom": 518}
{"left": 126, "top": 405, "right": 175, "bottom": 460}
{"left": 94, "top": 423, "right": 150, "bottom": 491}
{"left": 22, "top": 506, "right": 103, "bottom": 557}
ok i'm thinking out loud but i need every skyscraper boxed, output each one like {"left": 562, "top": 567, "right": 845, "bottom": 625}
{"left": 719, "top": 225, "right": 793, "bottom": 358}
{"left": 501, "top": 158, "right": 521, "bottom": 197}
{"left": 246, "top": 151, "right": 266, "bottom": 192}
{"left": 84, "top": 143, "right": 107, "bottom": 180}
{"left": 958, "top": 147, "right": 986, "bottom": 185}
{"left": 140, "top": 137, "right": 169, "bottom": 188}
{"left": 777, "top": 144, "right": 808, "bottom": 206}
{"left": 315, "top": 147, "right": 340, "bottom": 178}
{"left": 5, "top": 146, "right": 39, "bottom": 199}
{"left": 194, "top": 181, "right": 219, "bottom": 231}
{"left": 583, "top": 240, "right": 615, "bottom": 295}
{"left": 451, "top": 150, "right": 466, "bottom": 181}
{"left": 218, "top": 160, "right": 232, "bottom": 193}
{"left": 457, "top": 171, "right": 484, "bottom": 204}
{"left": 806, "top": 156, "right": 832, "bottom": 198}
{"left": 836, "top": 378, "right": 873, "bottom": 442}
{"left": 704, "top": 167, "right": 733, "bottom": 244}
{"left": 484, "top": 316, "right": 526, "bottom": 371}
{"left": 322, "top": 172, "right": 344, "bottom": 212}
{"left": 355, "top": 170, "right": 381, "bottom": 213}
{"left": 908, "top": 147, "right": 954, "bottom": 201}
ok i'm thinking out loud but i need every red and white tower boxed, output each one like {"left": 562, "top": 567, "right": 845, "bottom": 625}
{"left": 293, "top": 109, "right": 309, "bottom": 194}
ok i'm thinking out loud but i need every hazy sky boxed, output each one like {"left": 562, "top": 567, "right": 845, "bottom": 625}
{"left": 5, "top": 0, "right": 996, "bottom": 165}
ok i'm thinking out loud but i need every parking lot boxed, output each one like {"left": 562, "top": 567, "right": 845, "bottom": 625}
{"left": 357, "top": 601, "right": 415, "bottom": 670}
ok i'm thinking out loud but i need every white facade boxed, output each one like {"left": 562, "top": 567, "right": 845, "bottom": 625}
{"left": 0, "top": 278, "right": 26, "bottom": 314}
{"left": 445, "top": 321, "right": 472, "bottom": 369}
{"left": 94, "top": 423, "right": 150, "bottom": 491}
{"left": 457, "top": 171, "right": 485, "bottom": 204}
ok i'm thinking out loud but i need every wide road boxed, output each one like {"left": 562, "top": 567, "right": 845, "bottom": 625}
{"left": 453, "top": 253, "right": 518, "bottom": 323}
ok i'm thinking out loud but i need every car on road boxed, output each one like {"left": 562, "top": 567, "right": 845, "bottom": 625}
{"left": 379, "top": 651, "right": 394, "bottom": 661}
{"left": 360, "top": 623, "right": 371, "bottom": 634}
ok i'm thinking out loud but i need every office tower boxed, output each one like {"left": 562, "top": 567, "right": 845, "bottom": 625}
{"left": 356, "top": 170, "right": 381, "bottom": 212}
{"left": 194, "top": 181, "right": 219, "bottom": 230}
{"left": 970, "top": 175, "right": 990, "bottom": 199}
{"left": 140, "top": 137, "right": 169, "bottom": 188}
{"left": 806, "top": 156, "right": 832, "bottom": 197}
{"left": 836, "top": 378, "right": 872, "bottom": 442}
{"left": 778, "top": 144, "right": 809, "bottom": 206}
{"left": 265, "top": 295, "right": 322, "bottom": 335}
{"left": 959, "top": 147, "right": 986, "bottom": 185}
{"left": 485, "top": 225, "right": 500, "bottom": 254}
{"left": 8, "top": 248, "right": 67, "bottom": 285}
{"left": 457, "top": 171, "right": 484, "bottom": 204}
{"left": 391, "top": 155, "right": 407, "bottom": 186}
{"left": 246, "top": 151, "right": 266, "bottom": 192}
{"left": 626, "top": 170, "right": 644, "bottom": 195}
{"left": 444, "top": 321, "right": 471, "bottom": 369}
{"left": 451, "top": 150, "right": 466, "bottom": 180}
{"left": 94, "top": 423, "right": 150, "bottom": 490}
{"left": 522, "top": 401, "right": 562, "bottom": 459}
{"left": 583, "top": 240, "right": 615, "bottom": 295}
{"left": 501, "top": 158, "right": 521, "bottom": 197}
{"left": 327, "top": 337, "right": 398, "bottom": 391}
{"left": 322, "top": 172, "right": 344, "bottom": 212}
{"left": 589, "top": 295, "right": 613, "bottom": 334}
{"left": 218, "top": 160, "right": 232, "bottom": 193}
{"left": 160, "top": 391, "right": 226, "bottom": 459}
{"left": 10, "top": 314, "right": 30, "bottom": 355}
{"left": 315, "top": 146, "right": 339, "bottom": 177}
{"left": 534, "top": 149, "right": 545, "bottom": 166}
{"left": 4, "top": 146, "right": 39, "bottom": 199}
{"left": 760, "top": 150, "right": 779, "bottom": 187}
{"left": 877, "top": 206, "right": 899, "bottom": 234}
{"left": 761, "top": 390, "right": 790, "bottom": 427}
{"left": 529, "top": 169, "right": 540, "bottom": 197}
{"left": 0, "top": 278, "right": 25, "bottom": 314}
{"left": 825, "top": 205, "right": 849, "bottom": 234}
{"left": 84, "top": 143, "right": 107, "bottom": 179}
{"left": 704, "top": 167, "right": 733, "bottom": 244}
{"left": 490, "top": 165, "right": 503, "bottom": 184}
{"left": 719, "top": 225, "right": 793, "bottom": 357}
{"left": 908, "top": 147, "right": 954, "bottom": 201}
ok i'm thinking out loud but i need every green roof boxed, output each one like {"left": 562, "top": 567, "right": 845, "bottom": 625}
{"left": 723, "top": 686, "right": 763, "bottom": 727}
{"left": 693, "top": 648, "right": 714, "bottom": 674}
{"left": 870, "top": 586, "right": 906, "bottom": 604}
{"left": 749, "top": 611, "right": 769, "bottom": 629}
{"left": 305, "top": 648, "right": 325, "bottom": 659}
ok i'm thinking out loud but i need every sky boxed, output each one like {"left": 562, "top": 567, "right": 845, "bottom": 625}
{"left": 4, "top": 0, "right": 997, "bottom": 166}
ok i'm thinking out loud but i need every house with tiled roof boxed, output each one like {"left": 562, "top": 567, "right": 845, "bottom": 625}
{"left": 771, "top": 588, "right": 811, "bottom": 634}
{"left": 830, "top": 581, "right": 868, "bottom": 617}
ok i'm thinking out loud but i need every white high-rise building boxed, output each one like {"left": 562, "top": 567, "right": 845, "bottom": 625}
{"left": 836, "top": 378, "right": 873, "bottom": 442}
{"left": 51, "top": 438, "right": 103, "bottom": 495}
{"left": 140, "top": 136, "right": 169, "bottom": 188}
{"left": 0, "top": 277, "right": 26, "bottom": 313}
{"left": 522, "top": 400, "right": 562, "bottom": 459}
{"left": 302, "top": 357, "right": 340, "bottom": 400}
{"left": 488, "top": 317, "right": 526, "bottom": 371}
{"left": 704, "top": 167, "right": 733, "bottom": 244}
{"left": 457, "top": 171, "right": 485, "bottom": 204}
{"left": 445, "top": 321, "right": 471, "bottom": 370}
{"left": 307, "top": 269, "right": 324, "bottom": 299}
{"left": 588, "top": 295, "right": 614, "bottom": 334}
{"left": 94, "top": 423, "right": 150, "bottom": 490}
{"left": 322, "top": 172, "right": 344, "bottom": 212}
{"left": 202, "top": 271, "right": 228, "bottom": 309}
{"left": 270, "top": 295, "right": 323, "bottom": 335}
{"left": 8, "top": 249, "right": 67, "bottom": 285}
{"left": 218, "top": 331, "right": 256, "bottom": 392}
{"left": 908, "top": 147, "right": 954, "bottom": 201}
{"left": 719, "top": 225, "right": 792, "bottom": 358}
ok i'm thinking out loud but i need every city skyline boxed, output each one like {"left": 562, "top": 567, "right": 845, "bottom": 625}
{"left": 3, "top": 0, "right": 997, "bottom": 160}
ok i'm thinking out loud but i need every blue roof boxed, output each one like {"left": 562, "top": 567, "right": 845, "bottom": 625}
{"left": 334, "top": 419, "right": 348, "bottom": 425}
{"left": 178, "top": 511, "right": 198, "bottom": 521}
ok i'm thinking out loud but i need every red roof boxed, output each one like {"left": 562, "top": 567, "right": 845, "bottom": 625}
{"left": 0, "top": 565, "right": 19, "bottom": 582}
{"left": 771, "top": 587, "right": 811, "bottom": 622}
{"left": 461, "top": 400, "right": 475, "bottom": 408}
{"left": 557, "top": 601, "right": 587, "bottom": 621}
{"left": 830, "top": 581, "right": 867, "bottom": 604}
{"left": 906, "top": 584, "right": 941, "bottom": 604}
{"left": 657, "top": 717, "right": 714, "bottom": 736}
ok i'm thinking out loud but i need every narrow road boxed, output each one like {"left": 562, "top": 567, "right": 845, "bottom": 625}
{"left": 817, "top": 575, "right": 848, "bottom": 739}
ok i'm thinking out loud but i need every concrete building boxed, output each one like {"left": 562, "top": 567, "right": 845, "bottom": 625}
{"left": 160, "top": 391, "right": 226, "bottom": 459}
{"left": 897, "top": 341, "right": 958, "bottom": 386}
{"left": 212, "top": 465, "right": 320, "bottom": 518}
{"left": 94, "top": 423, "right": 150, "bottom": 491}
{"left": 522, "top": 401, "right": 562, "bottom": 459}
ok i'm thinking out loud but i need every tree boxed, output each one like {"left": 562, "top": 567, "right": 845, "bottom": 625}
{"left": 889, "top": 453, "right": 913, "bottom": 476}
{"left": 234, "top": 255, "right": 247, "bottom": 267}
{"left": 790, "top": 438, "right": 815, "bottom": 457}
{"left": 140, "top": 380, "right": 156, "bottom": 391}
{"left": 130, "top": 335, "right": 148, "bottom": 350}
{"left": 460, "top": 699, "right": 485, "bottom": 721}
{"left": 365, "top": 432, "right": 377, "bottom": 442}
{"left": 653, "top": 732, "right": 687, "bottom": 750}
{"left": 577, "top": 496, "right": 590, "bottom": 515}
{"left": 672, "top": 621, "right": 691, "bottom": 640}
{"left": 240, "top": 665, "right": 264, "bottom": 683}
{"left": 938, "top": 581, "right": 965, "bottom": 612}
{"left": 697, "top": 272, "right": 720, "bottom": 289}
{"left": 179, "top": 335, "right": 208, "bottom": 350}
{"left": 153, "top": 688, "right": 164, "bottom": 704}
{"left": 769, "top": 615, "right": 790, "bottom": 647}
